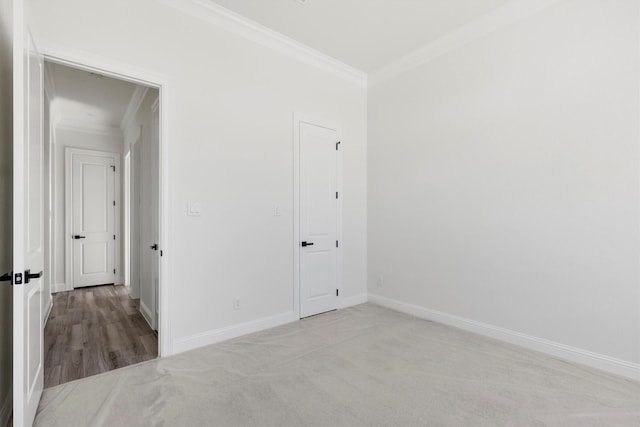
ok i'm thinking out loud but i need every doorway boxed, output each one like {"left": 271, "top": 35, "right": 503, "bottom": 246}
{"left": 293, "top": 114, "right": 343, "bottom": 319}
{"left": 42, "top": 59, "right": 163, "bottom": 387}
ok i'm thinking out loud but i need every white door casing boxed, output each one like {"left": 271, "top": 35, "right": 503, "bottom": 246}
{"left": 42, "top": 48, "right": 171, "bottom": 356}
{"left": 13, "top": 8, "right": 45, "bottom": 426}
{"left": 66, "top": 149, "right": 119, "bottom": 288}
{"left": 294, "top": 114, "right": 342, "bottom": 318}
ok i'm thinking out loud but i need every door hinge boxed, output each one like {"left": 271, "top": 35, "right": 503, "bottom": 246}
{"left": 111, "top": 165, "right": 116, "bottom": 172}
{"left": 113, "top": 200, "right": 116, "bottom": 206}
{"left": 336, "top": 289, "right": 339, "bottom": 296}
{"left": 336, "top": 192, "right": 338, "bottom": 199}
{"left": 336, "top": 240, "right": 339, "bottom": 248}
{"left": 113, "top": 235, "right": 116, "bottom": 240}
{"left": 14, "top": 272, "right": 23, "bottom": 285}
{"left": 160, "top": 250, "right": 163, "bottom": 257}
{"left": 113, "top": 269, "right": 116, "bottom": 274}
{"left": 336, "top": 141, "right": 341, "bottom": 150}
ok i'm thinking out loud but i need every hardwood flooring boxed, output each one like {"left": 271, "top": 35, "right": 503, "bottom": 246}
{"left": 44, "top": 284, "right": 157, "bottom": 389}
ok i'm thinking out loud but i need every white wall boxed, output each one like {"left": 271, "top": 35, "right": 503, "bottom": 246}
{"left": 51, "top": 126, "right": 123, "bottom": 290}
{"left": 368, "top": 0, "right": 639, "bottom": 371}
{"left": 0, "top": 0, "right": 13, "bottom": 423}
{"left": 31, "top": 0, "right": 368, "bottom": 351}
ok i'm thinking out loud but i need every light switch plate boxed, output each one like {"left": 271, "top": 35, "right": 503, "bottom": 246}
{"left": 187, "top": 202, "right": 202, "bottom": 216}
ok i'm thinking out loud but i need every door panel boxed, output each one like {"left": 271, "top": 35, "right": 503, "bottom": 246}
{"left": 13, "top": 5, "right": 45, "bottom": 424}
{"left": 70, "top": 152, "right": 116, "bottom": 288}
{"left": 299, "top": 120, "right": 339, "bottom": 318}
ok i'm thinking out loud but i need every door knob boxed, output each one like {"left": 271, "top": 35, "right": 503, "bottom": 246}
{"left": 150, "top": 244, "right": 159, "bottom": 250}
{"left": 24, "top": 269, "right": 43, "bottom": 284}
{"left": 73, "top": 235, "right": 86, "bottom": 239}
{"left": 301, "top": 241, "right": 314, "bottom": 247}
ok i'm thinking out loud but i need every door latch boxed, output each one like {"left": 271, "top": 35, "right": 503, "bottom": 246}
{"left": 150, "top": 244, "right": 159, "bottom": 251}
{"left": 24, "top": 269, "right": 43, "bottom": 284}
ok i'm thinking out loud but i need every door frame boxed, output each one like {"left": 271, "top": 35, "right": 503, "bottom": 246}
{"left": 42, "top": 47, "right": 172, "bottom": 356}
{"left": 292, "top": 113, "right": 343, "bottom": 319}
{"left": 64, "top": 148, "right": 121, "bottom": 290}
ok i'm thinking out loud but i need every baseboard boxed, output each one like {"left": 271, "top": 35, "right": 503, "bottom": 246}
{"left": 173, "top": 311, "right": 297, "bottom": 355}
{"left": 368, "top": 294, "right": 640, "bottom": 381}
{"left": 139, "top": 300, "right": 154, "bottom": 329}
{"left": 341, "top": 293, "right": 368, "bottom": 308}
{"left": 52, "top": 282, "right": 67, "bottom": 293}
{"left": 0, "top": 385, "right": 11, "bottom": 427}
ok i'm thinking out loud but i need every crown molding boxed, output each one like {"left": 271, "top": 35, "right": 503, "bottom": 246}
{"left": 56, "top": 119, "right": 123, "bottom": 138}
{"left": 369, "top": 0, "right": 561, "bottom": 87}
{"left": 120, "top": 85, "right": 149, "bottom": 132}
{"left": 156, "top": 0, "right": 367, "bottom": 87}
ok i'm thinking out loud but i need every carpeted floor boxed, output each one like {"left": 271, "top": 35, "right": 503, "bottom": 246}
{"left": 35, "top": 304, "right": 639, "bottom": 426}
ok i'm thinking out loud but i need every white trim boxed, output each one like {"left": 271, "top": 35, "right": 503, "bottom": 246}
{"left": 64, "top": 148, "right": 121, "bottom": 293}
{"left": 43, "top": 61, "right": 55, "bottom": 99}
{"left": 292, "top": 113, "right": 343, "bottom": 319}
{"left": 41, "top": 47, "right": 173, "bottom": 357}
{"left": 173, "top": 311, "right": 297, "bottom": 354}
{"left": 0, "top": 385, "right": 11, "bottom": 427}
{"left": 140, "top": 300, "right": 154, "bottom": 329}
{"left": 156, "top": 0, "right": 367, "bottom": 87}
{"left": 341, "top": 293, "right": 368, "bottom": 309}
{"left": 369, "top": 0, "right": 562, "bottom": 87}
{"left": 42, "top": 298, "right": 53, "bottom": 328}
{"left": 51, "top": 283, "right": 67, "bottom": 294}
{"left": 120, "top": 85, "right": 149, "bottom": 132}
{"left": 368, "top": 294, "right": 640, "bottom": 381}
{"left": 56, "top": 120, "right": 123, "bottom": 138}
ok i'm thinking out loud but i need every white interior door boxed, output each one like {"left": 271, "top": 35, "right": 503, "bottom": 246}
{"left": 150, "top": 99, "right": 160, "bottom": 329}
{"left": 13, "top": 6, "right": 45, "bottom": 425}
{"left": 69, "top": 151, "right": 116, "bottom": 288}
{"left": 298, "top": 118, "right": 340, "bottom": 318}
{"left": 139, "top": 98, "right": 160, "bottom": 330}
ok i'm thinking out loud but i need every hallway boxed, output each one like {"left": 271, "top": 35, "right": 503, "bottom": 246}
{"left": 44, "top": 285, "right": 157, "bottom": 388}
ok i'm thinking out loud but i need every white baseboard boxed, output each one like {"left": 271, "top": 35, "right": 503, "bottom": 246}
{"left": 341, "top": 293, "right": 368, "bottom": 308}
{"left": 51, "top": 282, "right": 67, "bottom": 293}
{"left": 139, "top": 300, "right": 154, "bottom": 329}
{"left": 368, "top": 294, "right": 640, "bottom": 381}
{"left": 0, "top": 385, "right": 11, "bottom": 427}
{"left": 173, "top": 311, "right": 297, "bottom": 355}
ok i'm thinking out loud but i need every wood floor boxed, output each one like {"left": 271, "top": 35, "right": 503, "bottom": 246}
{"left": 44, "top": 284, "right": 157, "bottom": 389}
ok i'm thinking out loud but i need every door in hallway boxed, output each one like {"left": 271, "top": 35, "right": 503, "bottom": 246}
{"left": 68, "top": 150, "right": 118, "bottom": 288}
{"left": 297, "top": 116, "right": 341, "bottom": 318}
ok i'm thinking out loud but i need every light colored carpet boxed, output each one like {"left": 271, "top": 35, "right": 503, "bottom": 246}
{"left": 35, "top": 304, "right": 640, "bottom": 426}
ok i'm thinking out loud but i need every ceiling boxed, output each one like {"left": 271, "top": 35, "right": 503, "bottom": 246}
{"left": 208, "top": 0, "right": 512, "bottom": 72}
{"left": 48, "top": 62, "right": 138, "bottom": 130}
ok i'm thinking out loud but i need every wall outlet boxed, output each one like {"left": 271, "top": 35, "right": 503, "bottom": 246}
{"left": 377, "top": 274, "right": 384, "bottom": 287}
{"left": 233, "top": 297, "right": 241, "bottom": 310}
